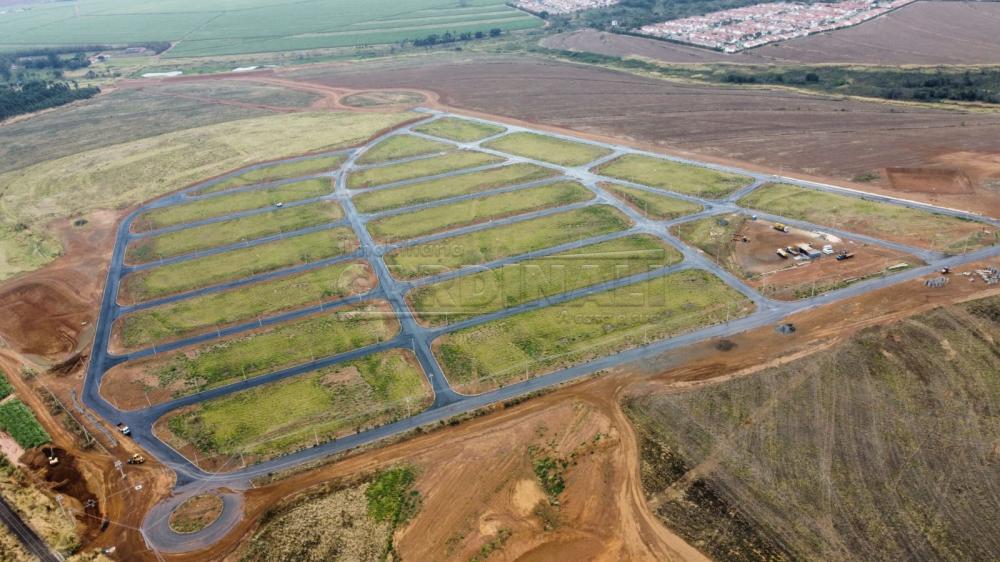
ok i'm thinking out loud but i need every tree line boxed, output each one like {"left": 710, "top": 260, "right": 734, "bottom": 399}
{"left": 404, "top": 28, "right": 503, "bottom": 48}
{"left": 0, "top": 80, "right": 100, "bottom": 121}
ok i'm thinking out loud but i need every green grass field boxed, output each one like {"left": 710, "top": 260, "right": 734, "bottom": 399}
{"left": 0, "top": 400, "right": 50, "bottom": 449}
{"left": 601, "top": 183, "right": 703, "bottom": 220}
{"left": 738, "top": 183, "right": 1000, "bottom": 253}
{"left": 436, "top": 269, "right": 754, "bottom": 393}
{"left": 411, "top": 234, "right": 682, "bottom": 325}
{"left": 356, "top": 135, "right": 451, "bottom": 165}
{"left": 366, "top": 181, "right": 593, "bottom": 242}
{"left": 384, "top": 205, "right": 633, "bottom": 280}
{"left": 134, "top": 178, "right": 331, "bottom": 232}
{"left": 202, "top": 154, "right": 345, "bottom": 195}
{"left": 347, "top": 151, "right": 502, "bottom": 189}
{"left": 119, "top": 228, "right": 358, "bottom": 304}
{"left": 483, "top": 132, "right": 611, "bottom": 167}
{"left": 164, "top": 350, "right": 429, "bottom": 461}
{"left": 115, "top": 303, "right": 398, "bottom": 404}
{"left": 125, "top": 201, "right": 343, "bottom": 264}
{"left": 352, "top": 164, "right": 557, "bottom": 214}
{"left": 595, "top": 155, "right": 751, "bottom": 199}
{"left": 117, "top": 261, "right": 371, "bottom": 350}
{"left": 413, "top": 118, "right": 505, "bottom": 142}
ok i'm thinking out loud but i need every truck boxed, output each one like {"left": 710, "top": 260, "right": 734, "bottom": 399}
{"left": 127, "top": 454, "right": 145, "bottom": 465}
{"left": 836, "top": 252, "right": 855, "bottom": 261}
{"left": 773, "top": 222, "right": 789, "bottom": 233}
{"left": 776, "top": 248, "right": 789, "bottom": 258}
{"left": 117, "top": 423, "right": 131, "bottom": 437}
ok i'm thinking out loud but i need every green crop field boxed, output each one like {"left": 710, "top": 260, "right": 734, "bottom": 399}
{"left": 135, "top": 178, "right": 331, "bottom": 232}
{"left": 202, "top": 154, "right": 346, "bottom": 195}
{"left": 411, "top": 234, "right": 682, "bottom": 325}
{"left": 436, "top": 269, "right": 754, "bottom": 393}
{"left": 601, "top": 183, "right": 703, "bottom": 220}
{"left": 483, "top": 132, "right": 612, "bottom": 167}
{"left": 164, "top": 350, "right": 430, "bottom": 461}
{"left": 384, "top": 205, "right": 633, "bottom": 280}
{"left": 0, "top": 0, "right": 541, "bottom": 57}
{"left": 356, "top": 135, "right": 451, "bottom": 165}
{"left": 116, "top": 261, "right": 371, "bottom": 350}
{"left": 347, "top": 151, "right": 503, "bottom": 189}
{"left": 366, "top": 181, "right": 593, "bottom": 242}
{"left": 594, "top": 155, "right": 751, "bottom": 199}
{"left": 352, "top": 164, "right": 557, "bottom": 214}
{"left": 0, "top": 400, "right": 50, "bottom": 449}
{"left": 0, "top": 371, "right": 12, "bottom": 401}
{"left": 738, "top": 183, "right": 1000, "bottom": 253}
{"left": 119, "top": 228, "right": 358, "bottom": 304}
{"left": 109, "top": 303, "right": 398, "bottom": 406}
{"left": 125, "top": 201, "right": 343, "bottom": 264}
{"left": 413, "top": 118, "right": 505, "bottom": 143}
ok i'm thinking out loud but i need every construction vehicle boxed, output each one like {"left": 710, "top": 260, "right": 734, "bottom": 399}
{"left": 822, "top": 245, "right": 834, "bottom": 255}
{"left": 117, "top": 423, "right": 131, "bottom": 437}
{"left": 773, "top": 222, "right": 789, "bottom": 233}
{"left": 776, "top": 248, "right": 789, "bottom": 258}
{"left": 127, "top": 454, "right": 145, "bottom": 465}
{"left": 836, "top": 252, "right": 855, "bottom": 261}
{"left": 940, "top": 267, "right": 951, "bottom": 274}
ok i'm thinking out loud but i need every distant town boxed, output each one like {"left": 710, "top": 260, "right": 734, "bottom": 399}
{"left": 515, "top": 0, "right": 620, "bottom": 16}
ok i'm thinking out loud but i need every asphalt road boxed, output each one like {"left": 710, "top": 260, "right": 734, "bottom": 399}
{"left": 0, "top": 495, "right": 61, "bottom": 562}
{"left": 76, "top": 110, "right": 1000, "bottom": 553}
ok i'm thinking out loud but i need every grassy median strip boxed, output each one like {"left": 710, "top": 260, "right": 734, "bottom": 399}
{"left": 353, "top": 163, "right": 557, "bottom": 214}
{"left": 201, "top": 154, "right": 345, "bottom": 194}
{"left": 163, "top": 349, "right": 429, "bottom": 461}
{"left": 601, "top": 182, "right": 703, "bottom": 220}
{"left": 135, "top": 178, "right": 331, "bottom": 232}
{"left": 356, "top": 135, "right": 451, "bottom": 165}
{"left": 411, "top": 234, "right": 681, "bottom": 325}
{"left": 436, "top": 269, "right": 754, "bottom": 393}
{"left": 738, "top": 183, "right": 1000, "bottom": 253}
{"left": 367, "top": 181, "right": 593, "bottom": 243}
{"left": 116, "top": 261, "right": 372, "bottom": 350}
{"left": 384, "top": 205, "right": 633, "bottom": 280}
{"left": 595, "top": 154, "right": 751, "bottom": 199}
{"left": 483, "top": 132, "right": 611, "bottom": 167}
{"left": 120, "top": 228, "right": 358, "bottom": 304}
{"left": 126, "top": 200, "right": 343, "bottom": 264}
{"left": 347, "top": 151, "right": 503, "bottom": 189}
{"left": 413, "top": 117, "right": 504, "bottom": 142}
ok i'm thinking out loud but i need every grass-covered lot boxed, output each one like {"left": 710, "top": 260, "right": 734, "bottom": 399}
{"left": 202, "top": 154, "right": 345, "bottom": 195}
{"left": 125, "top": 200, "right": 343, "bottom": 264}
{"left": 352, "top": 164, "right": 557, "bottom": 214}
{"left": 162, "top": 350, "right": 430, "bottom": 462}
{"left": 410, "top": 234, "right": 682, "bottom": 325}
{"left": 594, "top": 154, "right": 751, "bottom": 199}
{"left": 0, "top": 399, "right": 51, "bottom": 449}
{"left": 483, "top": 132, "right": 612, "bottom": 167}
{"left": 601, "top": 183, "right": 703, "bottom": 220}
{"left": 116, "top": 261, "right": 372, "bottom": 351}
{"left": 347, "top": 151, "right": 502, "bottom": 189}
{"left": 738, "top": 183, "right": 1000, "bottom": 253}
{"left": 367, "top": 181, "right": 593, "bottom": 242}
{"left": 384, "top": 205, "right": 633, "bottom": 280}
{"left": 107, "top": 303, "right": 398, "bottom": 406}
{"left": 413, "top": 117, "right": 505, "bottom": 142}
{"left": 135, "top": 178, "right": 331, "bottom": 232}
{"left": 356, "top": 135, "right": 450, "bottom": 165}
{"left": 120, "top": 228, "right": 358, "bottom": 304}
{"left": 436, "top": 269, "right": 754, "bottom": 393}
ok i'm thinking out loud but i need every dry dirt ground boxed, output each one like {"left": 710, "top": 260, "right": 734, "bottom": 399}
{"left": 543, "top": 2, "right": 1000, "bottom": 65}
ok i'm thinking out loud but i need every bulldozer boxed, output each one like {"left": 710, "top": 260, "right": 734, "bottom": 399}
{"left": 127, "top": 453, "right": 145, "bottom": 465}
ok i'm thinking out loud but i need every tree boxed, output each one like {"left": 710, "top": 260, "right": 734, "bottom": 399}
{"left": 489, "top": 28, "right": 502, "bottom": 37}
{"left": 805, "top": 72, "right": 820, "bottom": 83}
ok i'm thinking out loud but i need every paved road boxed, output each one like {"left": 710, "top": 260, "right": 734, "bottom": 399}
{"left": 75, "top": 109, "right": 1000, "bottom": 553}
{"left": 0, "top": 495, "right": 61, "bottom": 562}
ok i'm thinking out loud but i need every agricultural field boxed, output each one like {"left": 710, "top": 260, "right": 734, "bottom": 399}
{"left": 483, "top": 132, "right": 611, "bottom": 167}
{"left": 600, "top": 183, "right": 703, "bottom": 220}
{"left": 202, "top": 154, "right": 346, "bottom": 195}
{"left": 738, "top": 184, "right": 1000, "bottom": 253}
{"left": 125, "top": 200, "right": 343, "bottom": 264}
{"left": 384, "top": 205, "right": 633, "bottom": 280}
{"left": 436, "top": 269, "right": 753, "bottom": 394}
{"left": 162, "top": 350, "right": 431, "bottom": 463}
{"left": 352, "top": 163, "right": 557, "bottom": 214}
{"left": 114, "top": 261, "right": 372, "bottom": 351}
{"left": 356, "top": 135, "right": 451, "bottom": 165}
{"left": 119, "top": 227, "right": 358, "bottom": 304}
{"left": 134, "top": 178, "right": 331, "bottom": 232}
{"left": 673, "top": 213, "right": 923, "bottom": 300}
{"left": 0, "top": 371, "right": 12, "bottom": 400}
{"left": 410, "top": 234, "right": 682, "bottom": 325}
{"left": 0, "top": 400, "right": 51, "bottom": 449}
{"left": 366, "top": 181, "right": 593, "bottom": 242}
{"left": 413, "top": 117, "right": 505, "bottom": 143}
{"left": 595, "top": 154, "right": 750, "bottom": 199}
{"left": 103, "top": 302, "right": 398, "bottom": 408}
{"left": 347, "top": 151, "right": 503, "bottom": 189}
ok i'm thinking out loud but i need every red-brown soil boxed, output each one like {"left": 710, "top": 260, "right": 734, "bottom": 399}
{"left": 168, "top": 494, "right": 224, "bottom": 534}
{"left": 885, "top": 167, "right": 973, "bottom": 195}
